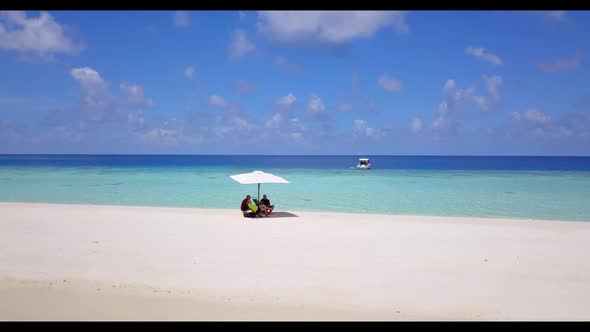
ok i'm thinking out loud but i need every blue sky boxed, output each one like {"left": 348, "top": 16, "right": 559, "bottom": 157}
{"left": 0, "top": 10, "right": 589, "bottom": 155}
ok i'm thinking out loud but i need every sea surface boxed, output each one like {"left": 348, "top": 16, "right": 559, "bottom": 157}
{"left": 1, "top": 155, "right": 589, "bottom": 221}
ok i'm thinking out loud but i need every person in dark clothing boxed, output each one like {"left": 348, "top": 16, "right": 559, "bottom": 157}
{"left": 259, "top": 194, "right": 274, "bottom": 217}
{"left": 240, "top": 195, "right": 256, "bottom": 218}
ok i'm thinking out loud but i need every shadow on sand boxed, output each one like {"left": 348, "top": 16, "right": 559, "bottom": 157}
{"left": 268, "top": 211, "right": 299, "bottom": 218}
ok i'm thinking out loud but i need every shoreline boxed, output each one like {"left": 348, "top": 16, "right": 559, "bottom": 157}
{"left": 1, "top": 200, "right": 587, "bottom": 224}
{"left": 2, "top": 202, "right": 590, "bottom": 320}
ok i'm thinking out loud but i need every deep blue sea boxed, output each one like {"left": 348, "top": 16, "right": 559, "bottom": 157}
{"left": 1, "top": 155, "right": 589, "bottom": 221}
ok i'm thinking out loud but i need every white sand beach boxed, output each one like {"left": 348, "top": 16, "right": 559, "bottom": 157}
{"left": 1, "top": 202, "right": 589, "bottom": 321}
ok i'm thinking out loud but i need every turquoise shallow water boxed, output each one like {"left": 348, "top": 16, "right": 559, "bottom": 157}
{"left": 1, "top": 166, "right": 589, "bottom": 221}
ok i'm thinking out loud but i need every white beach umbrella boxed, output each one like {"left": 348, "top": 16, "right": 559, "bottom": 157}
{"left": 230, "top": 170, "right": 289, "bottom": 202}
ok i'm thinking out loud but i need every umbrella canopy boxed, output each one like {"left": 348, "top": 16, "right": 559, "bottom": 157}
{"left": 230, "top": 170, "right": 289, "bottom": 201}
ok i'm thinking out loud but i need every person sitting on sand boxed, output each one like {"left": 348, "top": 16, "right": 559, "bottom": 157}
{"left": 259, "top": 194, "right": 274, "bottom": 217}
{"left": 240, "top": 195, "right": 257, "bottom": 218}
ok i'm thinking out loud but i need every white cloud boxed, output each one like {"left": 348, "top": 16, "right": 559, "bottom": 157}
{"left": 257, "top": 11, "right": 408, "bottom": 47}
{"left": 307, "top": 94, "right": 325, "bottom": 114}
{"left": 70, "top": 67, "right": 111, "bottom": 121}
{"left": 208, "top": 95, "right": 250, "bottom": 137}
{"left": 230, "top": 115, "right": 251, "bottom": 130}
{"left": 500, "top": 109, "right": 590, "bottom": 142}
{"left": 184, "top": 66, "right": 195, "bottom": 80}
{"left": 354, "top": 119, "right": 367, "bottom": 131}
{"left": 378, "top": 74, "right": 402, "bottom": 92}
{"left": 465, "top": 46, "right": 503, "bottom": 65}
{"left": 537, "top": 53, "right": 583, "bottom": 73}
{"left": 213, "top": 114, "right": 255, "bottom": 138}
{"left": 441, "top": 80, "right": 490, "bottom": 113}
{"left": 276, "top": 92, "right": 297, "bottom": 107}
{"left": 228, "top": 29, "right": 256, "bottom": 60}
{"left": 209, "top": 94, "right": 231, "bottom": 110}
{"left": 264, "top": 92, "right": 306, "bottom": 141}
{"left": 71, "top": 67, "right": 104, "bottom": 86}
{"left": 438, "top": 101, "right": 448, "bottom": 114}
{"left": 524, "top": 109, "right": 551, "bottom": 124}
{"left": 268, "top": 93, "right": 298, "bottom": 131}
{"left": 443, "top": 79, "right": 456, "bottom": 92}
{"left": 203, "top": 96, "right": 257, "bottom": 140}
{"left": 432, "top": 78, "right": 496, "bottom": 133}
{"left": 0, "top": 11, "right": 82, "bottom": 54}
{"left": 120, "top": 82, "right": 153, "bottom": 107}
{"left": 411, "top": 117, "right": 423, "bottom": 133}
{"left": 472, "top": 95, "right": 489, "bottom": 112}
{"left": 289, "top": 117, "right": 305, "bottom": 131}
{"left": 127, "top": 110, "right": 145, "bottom": 129}
{"left": 432, "top": 115, "right": 449, "bottom": 129}
{"left": 173, "top": 11, "right": 190, "bottom": 27}
{"left": 239, "top": 11, "right": 247, "bottom": 20}
{"left": 353, "top": 119, "right": 377, "bottom": 137}
{"left": 264, "top": 112, "right": 305, "bottom": 141}
{"left": 55, "top": 67, "right": 155, "bottom": 135}
{"left": 265, "top": 113, "right": 282, "bottom": 129}
{"left": 483, "top": 75, "right": 503, "bottom": 100}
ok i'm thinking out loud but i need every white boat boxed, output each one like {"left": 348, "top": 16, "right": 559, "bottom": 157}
{"left": 356, "top": 158, "right": 371, "bottom": 169}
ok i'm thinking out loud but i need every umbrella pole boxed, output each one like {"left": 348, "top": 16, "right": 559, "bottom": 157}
{"left": 258, "top": 183, "right": 260, "bottom": 202}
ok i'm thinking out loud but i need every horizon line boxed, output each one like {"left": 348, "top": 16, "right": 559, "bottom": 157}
{"left": 1, "top": 153, "right": 590, "bottom": 158}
